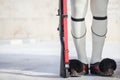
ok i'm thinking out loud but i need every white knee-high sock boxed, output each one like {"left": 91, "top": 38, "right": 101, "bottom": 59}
{"left": 70, "top": 0, "right": 88, "bottom": 64}
{"left": 90, "top": 0, "right": 109, "bottom": 64}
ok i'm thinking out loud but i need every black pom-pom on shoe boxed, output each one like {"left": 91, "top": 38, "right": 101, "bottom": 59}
{"left": 68, "top": 59, "right": 89, "bottom": 77}
{"left": 99, "top": 58, "right": 117, "bottom": 76}
{"left": 90, "top": 58, "right": 117, "bottom": 76}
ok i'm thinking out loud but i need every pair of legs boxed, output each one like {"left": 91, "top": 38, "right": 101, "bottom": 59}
{"left": 71, "top": 0, "right": 109, "bottom": 64}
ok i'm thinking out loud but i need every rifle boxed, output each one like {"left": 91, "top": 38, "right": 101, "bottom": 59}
{"left": 57, "top": 0, "right": 69, "bottom": 78}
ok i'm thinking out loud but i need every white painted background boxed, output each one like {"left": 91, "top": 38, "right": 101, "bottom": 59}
{"left": 0, "top": 0, "right": 120, "bottom": 41}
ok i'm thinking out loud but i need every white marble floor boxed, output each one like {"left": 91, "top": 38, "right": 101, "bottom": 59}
{"left": 0, "top": 41, "right": 120, "bottom": 80}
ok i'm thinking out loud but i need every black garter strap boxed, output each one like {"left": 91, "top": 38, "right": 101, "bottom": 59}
{"left": 92, "top": 16, "right": 107, "bottom": 37}
{"left": 71, "top": 17, "right": 85, "bottom": 22}
{"left": 71, "top": 16, "right": 86, "bottom": 39}
{"left": 93, "top": 16, "right": 107, "bottom": 20}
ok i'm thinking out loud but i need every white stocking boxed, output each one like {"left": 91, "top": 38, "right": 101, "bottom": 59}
{"left": 70, "top": 0, "right": 88, "bottom": 64}
{"left": 90, "top": 0, "right": 109, "bottom": 64}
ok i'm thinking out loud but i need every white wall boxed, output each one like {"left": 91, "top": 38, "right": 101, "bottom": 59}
{"left": 0, "top": 0, "right": 59, "bottom": 41}
{"left": 0, "top": 0, "right": 120, "bottom": 41}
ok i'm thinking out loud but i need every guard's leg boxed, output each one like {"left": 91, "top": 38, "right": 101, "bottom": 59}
{"left": 90, "top": 0, "right": 109, "bottom": 64}
{"left": 70, "top": 0, "right": 88, "bottom": 64}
